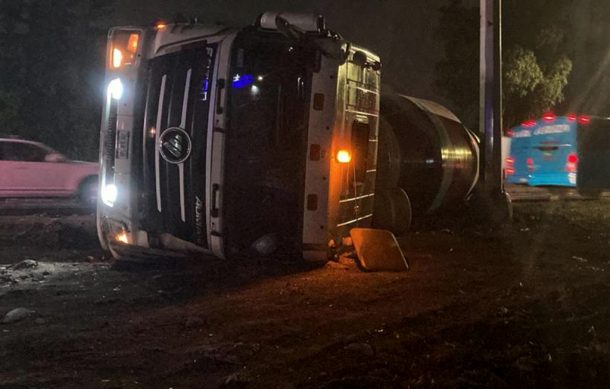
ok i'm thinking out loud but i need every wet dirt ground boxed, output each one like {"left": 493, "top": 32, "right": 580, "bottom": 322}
{"left": 2, "top": 197, "right": 610, "bottom": 388}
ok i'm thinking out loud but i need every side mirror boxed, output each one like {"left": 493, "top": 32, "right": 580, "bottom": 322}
{"left": 45, "top": 153, "right": 67, "bottom": 163}
{"left": 352, "top": 50, "right": 381, "bottom": 70}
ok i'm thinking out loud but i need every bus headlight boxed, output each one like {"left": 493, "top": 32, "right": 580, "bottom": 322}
{"left": 107, "top": 78, "right": 124, "bottom": 100}
{"left": 101, "top": 184, "right": 118, "bottom": 206}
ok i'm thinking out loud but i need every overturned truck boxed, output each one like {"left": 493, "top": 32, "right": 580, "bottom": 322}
{"left": 97, "top": 13, "right": 382, "bottom": 261}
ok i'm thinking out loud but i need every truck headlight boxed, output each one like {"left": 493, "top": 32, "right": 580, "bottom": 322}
{"left": 101, "top": 184, "right": 118, "bottom": 206}
{"left": 107, "top": 78, "right": 124, "bottom": 100}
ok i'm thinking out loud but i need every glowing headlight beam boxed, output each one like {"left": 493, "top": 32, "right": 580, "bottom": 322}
{"left": 101, "top": 184, "right": 118, "bottom": 206}
{"left": 107, "top": 78, "right": 124, "bottom": 100}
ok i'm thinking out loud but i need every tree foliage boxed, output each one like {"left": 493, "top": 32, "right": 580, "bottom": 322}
{"left": 502, "top": 46, "right": 572, "bottom": 125}
{"left": 435, "top": 0, "right": 574, "bottom": 130}
{"left": 503, "top": 46, "right": 544, "bottom": 99}
{"left": 0, "top": 0, "right": 113, "bottom": 159}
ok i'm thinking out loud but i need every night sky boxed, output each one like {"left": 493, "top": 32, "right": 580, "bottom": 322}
{"left": 116, "top": 0, "right": 463, "bottom": 107}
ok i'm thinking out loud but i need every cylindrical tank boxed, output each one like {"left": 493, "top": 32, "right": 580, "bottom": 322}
{"left": 377, "top": 94, "right": 479, "bottom": 215}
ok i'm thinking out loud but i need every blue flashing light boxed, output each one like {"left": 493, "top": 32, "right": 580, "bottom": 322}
{"left": 232, "top": 74, "right": 255, "bottom": 89}
{"left": 201, "top": 79, "right": 210, "bottom": 101}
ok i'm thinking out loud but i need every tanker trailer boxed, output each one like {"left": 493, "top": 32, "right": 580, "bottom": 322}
{"left": 374, "top": 94, "right": 480, "bottom": 234}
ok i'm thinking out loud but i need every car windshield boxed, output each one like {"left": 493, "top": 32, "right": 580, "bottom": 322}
{"left": 0, "top": 141, "right": 48, "bottom": 162}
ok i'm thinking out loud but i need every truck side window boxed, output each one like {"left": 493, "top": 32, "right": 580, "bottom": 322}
{"left": 352, "top": 120, "right": 371, "bottom": 182}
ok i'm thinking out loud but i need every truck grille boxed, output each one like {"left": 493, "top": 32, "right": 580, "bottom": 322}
{"left": 140, "top": 42, "right": 215, "bottom": 248}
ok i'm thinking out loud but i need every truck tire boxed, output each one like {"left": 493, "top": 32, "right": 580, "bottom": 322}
{"left": 373, "top": 187, "right": 412, "bottom": 236}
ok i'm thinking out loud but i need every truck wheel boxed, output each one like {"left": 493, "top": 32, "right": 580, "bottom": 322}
{"left": 373, "top": 187, "right": 412, "bottom": 236}
{"left": 78, "top": 176, "right": 98, "bottom": 208}
{"left": 376, "top": 117, "right": 402, "bottom": 188}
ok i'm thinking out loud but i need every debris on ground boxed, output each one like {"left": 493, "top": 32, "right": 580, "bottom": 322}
{"left": 1, "top": 199, "right": 610, "bottom": 387}
{"left": 572, "top": 255, "right": 588, "bottom": 263}
{"left": 1, "top": 308, "right": 36, "bottom": 324}
{"left": 11, "top": 259, "right": 38, "bottom": 270}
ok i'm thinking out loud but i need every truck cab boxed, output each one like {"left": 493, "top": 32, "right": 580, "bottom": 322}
{"left": 97, "top": 12, "right": 381, "bottom": 261}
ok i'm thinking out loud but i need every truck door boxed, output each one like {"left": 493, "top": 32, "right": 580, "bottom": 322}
{"left": 223, "top": 32, "right": 313, "bottom": 257}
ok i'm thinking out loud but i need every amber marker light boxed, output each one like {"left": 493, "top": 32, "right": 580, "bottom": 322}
{"left": 336, "top": 149, "right": 352, "bottom": 164}
{"left": 109, "top": 30, "right": 141, "bottom": 69}
{"left": 112, "top": 48, "right": 123, "bottom": 68}
{"left": 127, "top": 33, "right": 139, "bottom": 53}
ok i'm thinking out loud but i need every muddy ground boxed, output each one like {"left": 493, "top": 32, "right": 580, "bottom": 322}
{"left": 2, "top": 198, "right": 610, "bottom": 388}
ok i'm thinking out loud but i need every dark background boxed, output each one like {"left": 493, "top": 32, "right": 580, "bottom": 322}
{"left": 116, "top": 0, "right": 450, "bottom": 102}
{"left": 1, "top": 0, "right": 609, "bottom": 160}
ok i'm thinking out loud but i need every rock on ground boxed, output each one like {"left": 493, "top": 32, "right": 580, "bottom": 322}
{"left": 1, "top": 308, "right": 36, "bottom": 324}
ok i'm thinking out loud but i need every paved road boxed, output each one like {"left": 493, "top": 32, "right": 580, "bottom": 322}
{"left": 505, "top": 184, "right": 606, "bottom": 202}
{"left": 0, "top": 198, "right": 94, "bottom": 215}
{"left": 0, "top": 186, "right": 603, "bottom": 216}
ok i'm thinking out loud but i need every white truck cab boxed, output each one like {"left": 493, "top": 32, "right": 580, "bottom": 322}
{"left": 97, "top": 12, "right": 381, "bottom": 261}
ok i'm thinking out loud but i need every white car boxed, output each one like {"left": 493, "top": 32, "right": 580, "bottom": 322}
{"left": 0, "top": 138, "right": 98, "bottom": 205}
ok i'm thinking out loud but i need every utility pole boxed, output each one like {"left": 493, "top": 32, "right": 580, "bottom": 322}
{"left": 480, "top": 0, "right": 511, "bottom": 221}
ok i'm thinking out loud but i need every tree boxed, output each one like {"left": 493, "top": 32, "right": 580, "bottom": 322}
{"left": 435, "top": 0, "right": 573, "bottom": 130}
{"left": 502, "top": 46, "right": 572, "bottom": 126}
{"left": 503, "top": 0, "right": 573, "bottom": 126}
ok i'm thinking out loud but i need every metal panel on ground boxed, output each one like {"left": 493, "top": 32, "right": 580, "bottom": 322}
{"left": 350, "top": 228, "right": 408, "bottom": 272}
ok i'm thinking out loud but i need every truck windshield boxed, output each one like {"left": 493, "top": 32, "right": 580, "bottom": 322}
{"left": 224, "top": 31, "right": 316, "bottom": 256}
